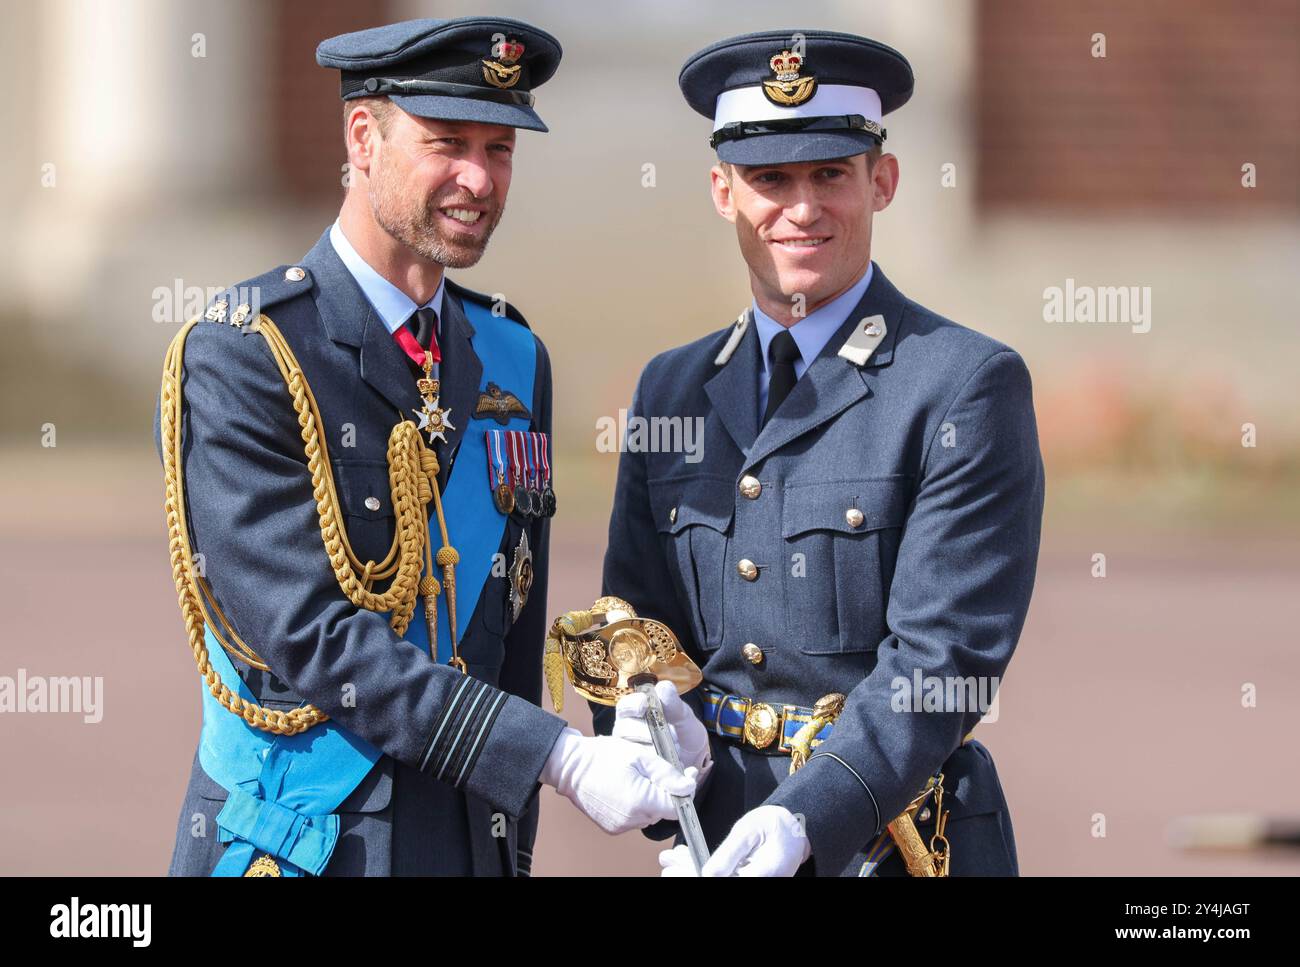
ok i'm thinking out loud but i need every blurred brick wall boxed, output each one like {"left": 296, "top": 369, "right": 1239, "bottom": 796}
{"left": 269, "top": 0, "right": 393, "bottom": 202}
{"left": 976, "top": 0, "right": 1299, "bottom": 212}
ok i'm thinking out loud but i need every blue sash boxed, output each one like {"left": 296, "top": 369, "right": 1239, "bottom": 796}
{"left": 198, "top": 296, "right": 535, "bottom": 876}
{"left": 402, "top": 298, "right": 536, "bottom": 662}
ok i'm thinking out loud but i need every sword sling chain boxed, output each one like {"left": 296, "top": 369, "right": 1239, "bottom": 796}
{"left": 161, "top": 314, "right": 462, "bottom": 737}
{"left": 789, "top": 697, "right": 952, "bottom": 877}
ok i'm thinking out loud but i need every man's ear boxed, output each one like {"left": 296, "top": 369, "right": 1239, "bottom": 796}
{"left": 710, "top": 163, "right": 738, "bottom": 223}
{"left": 345, "top": 106, "right": 381, "bottom": 177}
{"left": 871, "top": 153, "right": 900, "bottom": 213}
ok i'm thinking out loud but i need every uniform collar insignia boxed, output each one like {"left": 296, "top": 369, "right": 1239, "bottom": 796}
{"left": 837, "top": 314, "right": 888, "bottom": 366}
{"left": 713, "top": 307, "right": 752, "bottom": 366}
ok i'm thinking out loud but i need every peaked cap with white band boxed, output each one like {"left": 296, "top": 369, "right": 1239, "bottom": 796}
{"left": 679, "top": 29, "right": 913, "bottom": 165}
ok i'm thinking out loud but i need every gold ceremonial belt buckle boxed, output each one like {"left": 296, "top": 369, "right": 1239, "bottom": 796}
{"left": 742, "top": 701, "right": 781, "bottom": 750}
{"left": 732, "top": 699, "right": 810, "bottom": 753}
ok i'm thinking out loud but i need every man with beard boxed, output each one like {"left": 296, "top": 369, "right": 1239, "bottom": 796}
{"left": 158, "top": 17, "right": 695, "bottom": 877}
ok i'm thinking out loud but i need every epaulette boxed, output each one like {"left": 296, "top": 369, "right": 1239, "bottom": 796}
{"left": 446, "top": 279, "right": 531, "bottom": 329}
{"left": 198, "top": 264, "right": 315, "bottom": 335}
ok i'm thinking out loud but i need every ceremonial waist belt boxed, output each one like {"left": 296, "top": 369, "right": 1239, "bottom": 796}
{"left": 704, "top": 683, "right": 975, "bottom": 878}
{"left": 702, "top": 684, "right": 975, "bottom": 755}
{"left": 702, "top": 685, "right": 834, "bottom": 754}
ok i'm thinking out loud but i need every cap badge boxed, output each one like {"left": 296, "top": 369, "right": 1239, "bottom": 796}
{"left": 483, "top": 37, "right": 525, "bottom": 89}
{"left": 762, "top": 48, "right": 817, "bottom": 106}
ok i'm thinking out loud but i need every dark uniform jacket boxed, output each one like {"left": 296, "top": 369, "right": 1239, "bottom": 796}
{"left": 157, "top": 230, "right": 564, "bottom": 876}
{"left": 596, "top": 265, "right": 1045, "bottom": 876}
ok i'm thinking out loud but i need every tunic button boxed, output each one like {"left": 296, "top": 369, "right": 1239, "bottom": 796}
{"left": 364, "top": 497, "right": 381, "bottom": 511}
{"left": 669, "top": 507, "right": 677, "bottom": 525}
{"left": 741, "top": 642, "right": 764, "bottom": 665}
{"left": 737, "top": 559, "right": 759, "bottom": 581}
{"left": 846, "top": 507, "right": 865, "bottom": 528}
{"left": 738, "top": 475, "right": 762, "bottom": 499}
{"left": 918, "top": 807, "right": 932, "bottom": 823}
{"left": 285, "top": 266, "right": 306, "bottom": 282}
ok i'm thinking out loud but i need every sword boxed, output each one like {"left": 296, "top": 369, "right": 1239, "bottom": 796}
{"left": 629, "top": 672, "right": 711, "bottom": 874}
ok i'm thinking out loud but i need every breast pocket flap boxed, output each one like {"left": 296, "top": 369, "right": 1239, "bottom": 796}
{"left": 649, "top": 475, "right": 735, "bottom": 535}
{"left": 782, "top": 477, "right": 909, "bottom": 539}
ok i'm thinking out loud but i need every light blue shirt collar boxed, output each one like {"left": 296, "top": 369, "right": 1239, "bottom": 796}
{"left": 329, "top": 219, "right": 444, "bottom": 336}
{"left": 753, "top": 261, "right": 875, "bottom": 381}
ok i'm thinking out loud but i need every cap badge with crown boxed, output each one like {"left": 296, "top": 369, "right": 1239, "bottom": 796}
{"left": 482, "top": 36, "right": 526, "bottom": 89}
{"left": 762, "top": 48, "right": 817, "bottom": 106}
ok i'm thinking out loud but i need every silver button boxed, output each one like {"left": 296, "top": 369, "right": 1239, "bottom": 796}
{"left": 737, "top": 559, "right": 759, "bottom": 581}
{"left": 669, "top": 507, "right": 677, "bottom": 525}
{"left": 285, "top": 266, "right": 306, "bottom": 282}
{"left": 846, "top": 508, "right": 865, "bottom": 528}
{"left": 739, "top": 475, "right": 761, "bottom": 499}
{"left": 364, "top": 497, "right": 381, "bottom": 512}
{"left": 918, "top": 807, "right": 932, "bottom": 823}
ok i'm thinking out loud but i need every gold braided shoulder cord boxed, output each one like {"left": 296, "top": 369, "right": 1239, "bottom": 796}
{"left": 162, "top": 313, "right": 456, "bottom": 736}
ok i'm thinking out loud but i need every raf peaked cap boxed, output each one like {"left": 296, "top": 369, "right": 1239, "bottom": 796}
{"left": 317, "top": 17, "right": 563, "bottom": 132}
{"left": 679, "top": 29, "right": 913, "bottom": 165}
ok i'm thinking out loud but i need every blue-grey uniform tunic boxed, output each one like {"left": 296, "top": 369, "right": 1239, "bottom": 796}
{"left": 596, "top": 265, "right": 1044, "bottom": 876}
{"left": 157, "top": 229, "right": 564, "bottom": 876}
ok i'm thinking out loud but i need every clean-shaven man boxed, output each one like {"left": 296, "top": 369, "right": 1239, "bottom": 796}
{"left": 602, "top": 29, "right": 1043, "bottom": 877}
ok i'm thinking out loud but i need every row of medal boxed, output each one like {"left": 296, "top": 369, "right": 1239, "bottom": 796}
{"left": 486, "top": 429, "right": 556, "bottom": 518}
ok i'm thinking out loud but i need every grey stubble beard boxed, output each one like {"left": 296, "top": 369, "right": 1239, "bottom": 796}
{"left": 369, "top": 164, "right": 504, "bottom": 269}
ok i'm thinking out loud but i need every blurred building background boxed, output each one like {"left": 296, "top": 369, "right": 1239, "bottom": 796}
{"left": 1, "top": 0, "right": 1297, "bottom": 876}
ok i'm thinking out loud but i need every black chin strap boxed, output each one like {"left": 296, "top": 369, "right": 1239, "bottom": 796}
{"left": 354, "top": 76, "right": 536, "bottom": 107}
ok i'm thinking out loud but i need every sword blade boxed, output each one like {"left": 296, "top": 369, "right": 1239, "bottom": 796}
{"left": 636, "top": 682, "right": 711, "bottom": 874}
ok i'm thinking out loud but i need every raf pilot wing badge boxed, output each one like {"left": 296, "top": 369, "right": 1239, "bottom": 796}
{"left": 475, "top": 382, "right": 532, "bottom": 425}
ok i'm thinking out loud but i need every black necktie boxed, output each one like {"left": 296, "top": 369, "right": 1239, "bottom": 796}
{"left": 408, "top": 307, "right": 438, "bottom": 352}
{"left": 762, "top": 329, "right": 801, "bottom": 427}
{"left": 404, "top": 307, "right": 439, "bottom": 376}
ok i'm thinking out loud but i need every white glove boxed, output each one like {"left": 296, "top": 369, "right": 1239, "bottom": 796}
{"left": 612, "top": 680, "right": 713, "bottom": 778}
{"left": 659, "top": 805, "right": 810, "bottom": 877}
{"left": 541, "top": 727, "right": 697, "bottom": 835}
{"left": 658, "top": 844, "right": 703, "bottom": 877}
